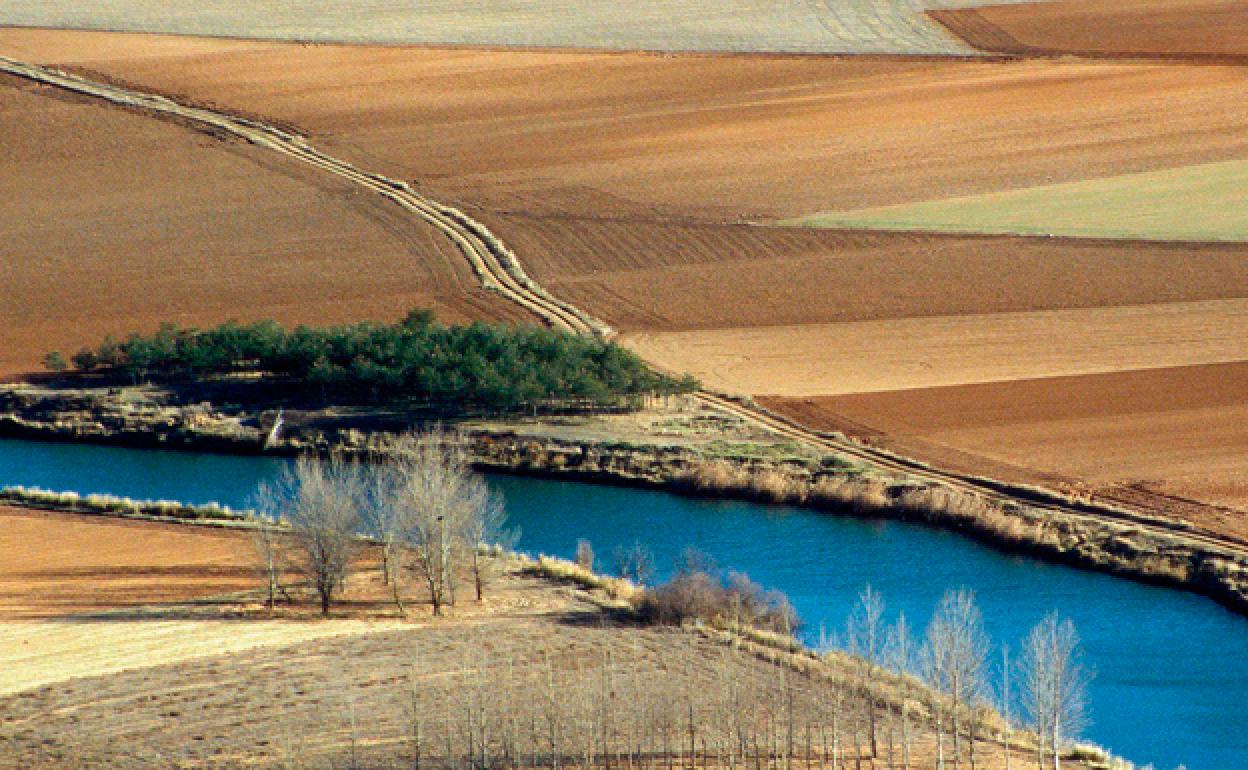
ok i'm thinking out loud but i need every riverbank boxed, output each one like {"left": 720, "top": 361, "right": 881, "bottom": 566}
{"left": 3, "top": 382, "right": 1247, "bottom": 618}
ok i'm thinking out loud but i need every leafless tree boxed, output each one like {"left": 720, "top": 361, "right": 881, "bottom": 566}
{"left": 389, "top": 431, "right": 505, "bottom": 614}
{"left": 846, "top": 584, "right": 886, "bottom": 758}
{"left": 922, "top": 588, "right": 991, "bottom": 770}
{"left": 256, "top": 454, "right": 364, "bottom": 615}
{"left": 1020, "top": 612, "right": 1091, "bottom": 770}
{"left": 248, "top": 513, "right": 289, "bottom": 612}
{"left": 614, "top": 541, "right": 656, "bottom": 587}
{"left": 886, "top": 611, "right": 916, "bottom": 770}
{"left": 459, "top": 482, "right": 515, "bottom": 602}
{"left": 576, "top": 539, "right": 596, "bottom": 571}
{"left": 360, "top": 462, "right": 411, "bottom": 611}
{"left": 999, "top": 645, "right": 1014, "bottom": 770}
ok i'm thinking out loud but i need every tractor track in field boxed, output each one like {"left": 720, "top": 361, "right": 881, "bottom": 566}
{"left": 5, "top": 53, "right": 1247, "bottom": 565}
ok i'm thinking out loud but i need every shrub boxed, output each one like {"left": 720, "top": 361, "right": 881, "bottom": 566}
{"left": 43, "top": 351, "right": 68, "bottom": 372}
{"left": 635, "top": 561, "right": 800, "bottom": 635}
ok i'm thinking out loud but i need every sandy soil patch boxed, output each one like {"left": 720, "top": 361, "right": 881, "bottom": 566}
{"left": 624, "top": 299, "right": 1248, "bottom": 396}
{"left": 763, "top": 362, "right": 1248, "bottom": 525}
{"left": 3, "top": 30, "right": 1247, "bottom": 222}
{"left": 0, "top": 616, "right": 404, "bottom": 697}
{"left": 933, "top": 0, "right": 1248, "bottom": 60}
{"left": 0, "top": 0, "right": 996, "bottom": 55}
{"left": 0, "top": 70, "right": 523, "bottom": 378}
{"left": 792, "top": 159, "right": 1248, "bottom": 242}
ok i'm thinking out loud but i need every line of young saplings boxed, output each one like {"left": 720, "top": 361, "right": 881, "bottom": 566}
{"left": 43, "top": 308, "right": 698, "bottom": 414}
{"left": 567, "top": 543, "right": 1113, "bottom": 770}
{"left": 274, "top": 550, "right": 1119, "bottom": 770}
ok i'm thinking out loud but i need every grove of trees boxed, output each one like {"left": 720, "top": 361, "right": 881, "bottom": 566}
{"left": 253, "top": 431, "right": 514, "bottom": 616}
{"left": 54, "top": 309, "right": 698, "bottom": 413}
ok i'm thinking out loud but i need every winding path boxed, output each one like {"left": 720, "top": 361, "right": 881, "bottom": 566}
{"left": 3, "top": 54, "right": 1246, "bottom": 565}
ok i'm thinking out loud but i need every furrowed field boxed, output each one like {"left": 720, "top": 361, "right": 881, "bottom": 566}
{"left": 2, "top": 0, "right": 1247, "bottom": 567}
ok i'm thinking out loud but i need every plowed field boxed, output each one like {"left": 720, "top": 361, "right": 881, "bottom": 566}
{"left": 762, "top": 362, "right": 1248, "bottom": 535}
{"left": 4, "top": 29, "right": 1248, "bottom": 519}
{"left": 0, "top": 507, "right": 253, "bottom": 619}
{"left": 0, "top": 69, "right": 523, "bottom": 378}
{"left": 0, "top": 0, "right": 996, "bottom": 55}
{"left": 623, "top": 299, "right": 1248, "bottom": 396}
{"left": 4, "top": 30, "right": 1248, "bottom": 220}
{"left": 932, "top": 0, "right": 1248, "bottom": 61}
{"left": 497, "top": 216, "right": 1248, "bottom": 331}
{"left": 793, "top": 159, "right": 1248, "bottom": 242}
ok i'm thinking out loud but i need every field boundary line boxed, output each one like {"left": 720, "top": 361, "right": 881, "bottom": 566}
{"left": 5, "top": 53, "right": 1246, "bottom": 564}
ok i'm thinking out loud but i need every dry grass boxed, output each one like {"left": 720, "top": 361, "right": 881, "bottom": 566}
{"left": 1, "top": 485, "right": 251, "bottom": 525}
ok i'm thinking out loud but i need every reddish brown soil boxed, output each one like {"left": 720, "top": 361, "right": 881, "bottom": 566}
{"left": 2, "top": 29, "right": 1246, "bottom": 529}
{"left": 0, "top": 70, "right": 525, "bottom": 378}
{"left": 3, "top": 29, "right": 1248, "bottom": 221}
{"left": 763, "top": 362, "right": 1248, "bottom": 532}
{"left": 0, "top": 507, "right": 255, "bottom": 618}
{"left": 933, "top": 0, "right": 1248, "bottom": 62}
{"left": 496, "top": 216, "right": 1248, "bottom": 331}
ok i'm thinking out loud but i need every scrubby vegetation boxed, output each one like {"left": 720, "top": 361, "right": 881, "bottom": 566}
{"left": 49, "top": 309, "right": 697, "bottom": 413}
{"left": 0, "top": 485, "right": 247, "bottom": 524}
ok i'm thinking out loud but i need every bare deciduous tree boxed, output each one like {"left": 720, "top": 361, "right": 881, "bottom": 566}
{"left": 459, "top": 482, "right": 515, "bottom": 602}
{"left": 389, "top": 431, "right": 511, "bottom": 614}
{"left": 886, "top": 611, "right": 916, "bottom": 770}
{"left": 361, "top": 463, "right": 411, "bottom": 611}
{"left": 613, "top": 541, "right": 656, "bottom": 588}
{"left": 1020, "top": 612, "right": 1091, "bottom": 770}
{"left": 249, "top": 514, "right": 289, "bottom": 612}
{"left": 846, "top": 584, "right": 886, "bottom": 759}
{"left": 257, "top": 454, "right": 364, "bottom": 616}
{"left": 999, "top": 645, "right": 1014, "bottom": 770}
{"left": 575, "top": 539, "right": 596, "bottom": 571}
{"left": 922, "top": 588, "right": 990, "bottom": 770}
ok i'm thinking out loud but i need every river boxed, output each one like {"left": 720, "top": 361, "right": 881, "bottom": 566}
{"left": 1, "top": 437, "right": 1244, "bottom": 769}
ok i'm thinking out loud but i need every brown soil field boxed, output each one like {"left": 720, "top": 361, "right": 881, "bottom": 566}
{"left": 3, "top": 29, "right": 1248, "bottom": 221}
{"left": 3, "top": 29, "right": 1247, "bottom": 525}
{"left": 0, "top": 507, "right": 255, "bottom": 619}
{"left": 498, "top": 217, "right": 1248, "bottom": 331}
{"left": 763, "top": 362, "right": 1248, "bottom": 534}
{"left": 932, "top": 0, "right": 1248, "bottom": 61}
{"left": 0, "top": 68, "right": 524, "bottom": 378}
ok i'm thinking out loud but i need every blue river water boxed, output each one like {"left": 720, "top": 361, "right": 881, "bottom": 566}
{"left": 1, "top": 437, "right": 1245, "bottom": 769}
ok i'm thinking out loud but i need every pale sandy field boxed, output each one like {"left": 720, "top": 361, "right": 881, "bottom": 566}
{"left": 624, "top": 299, "right": 1248, "bottom": 396}
{"left": 0, "top": 0, "right": 1027, "bottom": 55}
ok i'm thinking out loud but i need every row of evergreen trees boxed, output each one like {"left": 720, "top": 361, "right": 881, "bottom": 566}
{"left": 48, "top": 309, "right": 698, "bottom": 413}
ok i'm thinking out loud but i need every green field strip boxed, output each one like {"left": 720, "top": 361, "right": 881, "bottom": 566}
{"left": 787, "top": 159, "right": 1248, "bottom": 242}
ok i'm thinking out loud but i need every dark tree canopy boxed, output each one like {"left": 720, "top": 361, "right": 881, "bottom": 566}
{"left": 58, "top": 309, "right": 698, "bottom": 413}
